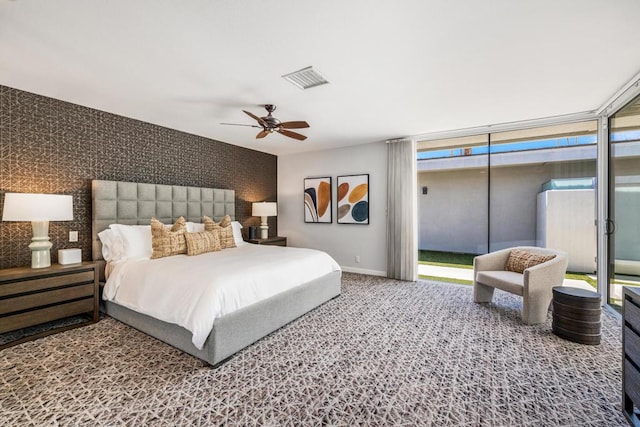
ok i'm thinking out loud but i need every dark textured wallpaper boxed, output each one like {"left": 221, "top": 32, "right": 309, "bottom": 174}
{"left": 0, "top": 85, "right": 277, "bottom": 269}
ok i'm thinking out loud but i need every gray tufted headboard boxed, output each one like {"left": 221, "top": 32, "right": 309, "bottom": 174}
{"left": 92, "top": 180, "right": 235, "bottom": 262}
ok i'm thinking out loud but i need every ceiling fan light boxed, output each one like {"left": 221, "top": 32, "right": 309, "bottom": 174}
{"left": 282, "top": 66, "right": 329, "bottom": 90}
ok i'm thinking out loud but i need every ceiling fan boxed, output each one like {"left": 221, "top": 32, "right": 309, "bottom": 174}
{"left": 221, "top": 104, "right": 310, "bottom": 141}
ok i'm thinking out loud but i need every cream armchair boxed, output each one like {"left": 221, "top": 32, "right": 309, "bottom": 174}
{"left": 473, "top": 246, "right": 569, "bottom": 324}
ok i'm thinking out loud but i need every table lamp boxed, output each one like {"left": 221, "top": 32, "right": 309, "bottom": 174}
{"left": 2, "top": 193, "right": 74, "bottom": 268}
{"left": 252, "top": 202, "right": 277, "bottom": 239}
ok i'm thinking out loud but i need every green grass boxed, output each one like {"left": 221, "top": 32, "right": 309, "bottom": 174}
{"left": 565, "top": 272, "right": 598, "bottom": 289}
{"left": 418, "top": 250, "right": 475, "bottom": 284}
{"left": 418, "top": 250, "right": 475, "bottom": 269}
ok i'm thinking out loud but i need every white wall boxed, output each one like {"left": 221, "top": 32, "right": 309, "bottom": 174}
{"left": 278, "top": 142, "right": 387, "bottom": 276}
{"left": 537, "top": 189, "right": 596, "bottom": 273}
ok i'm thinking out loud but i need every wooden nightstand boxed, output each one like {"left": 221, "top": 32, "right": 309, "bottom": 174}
{"left": 246, "top": 236, "right": 287, "bottom": 247}
{"left": 0, "top": 262, "right": 99, "bottom": 349}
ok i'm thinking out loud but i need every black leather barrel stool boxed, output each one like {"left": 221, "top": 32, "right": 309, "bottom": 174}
{"left": 552, "top": 286, "right": 601, "bottom": 345}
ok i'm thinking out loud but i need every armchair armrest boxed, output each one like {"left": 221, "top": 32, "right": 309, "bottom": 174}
{"left": 474, "top": 248, "right": 512, "bottom": 272}
{"left": 523, "top": 255, "right": 569, "bottom": 293}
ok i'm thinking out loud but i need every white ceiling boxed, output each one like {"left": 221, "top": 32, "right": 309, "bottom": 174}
{"left": 2, "top": 1, "right": 640, "bottom": 156}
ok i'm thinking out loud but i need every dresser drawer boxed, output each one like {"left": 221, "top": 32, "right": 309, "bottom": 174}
{"left": 626, "top": 358, "right": 640, "bottom": 409}
{"left": 627, "top": 296, "right": 640, "bottom": 327}
{"left": 0, "top": 283, "right": 95, "bottom": 316}
{"left": 0, "top": 270, "right": 95, "bottom": 297}
{"left": 0, "top": 298, "right": 94, "bottom": 334}
{"left": 627, "top": 326, "right": 640, "bottom": 369}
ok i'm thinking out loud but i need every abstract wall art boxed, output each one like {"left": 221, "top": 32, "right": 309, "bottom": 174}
{"left": 304, "top": 177, "right": 332, "bottom": 223}
{"left": 337, "top": 174, "right": 369, "bottom": 224}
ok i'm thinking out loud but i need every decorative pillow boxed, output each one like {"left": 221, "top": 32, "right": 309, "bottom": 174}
{"left": 108, "top": 224, "right": 152, "bottom": 259}
{"left": 203, "top": 215, "right": 236, "bottom": 249}
{"left": 505, "top": 249, "right": 556, "bottom": 274}
{"left": 150, "top": 217, "right": 187, "bottom": 259}
{"left": 184, "top": 231, "right": 222, "bottom": 256}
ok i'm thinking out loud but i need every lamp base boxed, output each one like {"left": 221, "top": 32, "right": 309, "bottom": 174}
{"left": 31, "top": 248, "right": 52, "bottom": 269}
{"left": 29, "top": 221, "right": 52, "bottom": 269}
{"left": 260, "top": 216, "right": 269, "bottom": 239}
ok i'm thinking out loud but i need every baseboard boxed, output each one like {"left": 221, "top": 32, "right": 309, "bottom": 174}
{"left": 340, "top": 266, "right": 386, "bottom": 277}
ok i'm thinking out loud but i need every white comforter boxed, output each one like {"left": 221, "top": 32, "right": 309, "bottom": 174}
{"left": 103, "top": 243, "right": 341, "bottom": 350}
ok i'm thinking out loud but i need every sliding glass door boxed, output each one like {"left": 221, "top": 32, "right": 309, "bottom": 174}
{"left": 608, "top": 95, "right": 640, "bottom": 309}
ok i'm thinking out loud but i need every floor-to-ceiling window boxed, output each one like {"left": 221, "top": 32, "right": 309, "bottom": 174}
{"left": 489, "top": 122, "right": 598, "bottom": 291}
{"left": 608, "top": 94, "right": 640, "bottom": 309}
{"left": 417, "top": 135, "right": 488, "bottom": 284}
{"left": 417, "top": 121, "right": 598, "bottom": 290}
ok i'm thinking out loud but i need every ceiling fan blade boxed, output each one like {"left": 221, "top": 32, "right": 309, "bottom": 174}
{"left": 256, "top": 130, "right": 269, "bottom": 139}
{"left": 278, "top": 129, "right": 307, "bottom": 141}
{"left": 220, "top": 122, "right": 262, "bottom": 128}
{"left": 279, "top": 121, "right": 310, "bottom": 129}
{"left": 243, "top": 110, "right": 267, "bottom": 127}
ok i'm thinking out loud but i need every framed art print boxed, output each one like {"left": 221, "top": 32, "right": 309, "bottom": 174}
{"left": 304, "top": 177, "right": 332, "bottom": 223}
{"left": 337, "top": 174, "right": 369, "bottom": 224}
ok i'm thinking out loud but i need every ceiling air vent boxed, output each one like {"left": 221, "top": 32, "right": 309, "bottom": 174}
{"left": 282, "top": 66, "right": 329, "bottom": 90}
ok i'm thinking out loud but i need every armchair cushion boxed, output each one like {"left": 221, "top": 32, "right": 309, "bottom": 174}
{"left": 505, "top": 248, "right": 556, "bottom": 274}
{"left": 476, "top": 271, "right": 524, "bottom": 296}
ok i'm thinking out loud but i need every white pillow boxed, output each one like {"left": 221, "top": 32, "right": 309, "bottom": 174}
{"left": 186, "top": 222, "right": 206, "bottom": 233}
{"left": 109, "top": 224, "right": 152, "bottom": 259}
{"left": 231, "top": 221, "right": 244, "bottom": 246}
{"left": 98, "top": 229, "right": 124, "bottom": 262}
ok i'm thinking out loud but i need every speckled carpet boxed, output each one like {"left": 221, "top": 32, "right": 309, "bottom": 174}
{"left": 0, "top": 273, "right": 625, "bottom": 426}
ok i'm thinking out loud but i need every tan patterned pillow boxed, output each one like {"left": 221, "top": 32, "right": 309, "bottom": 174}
{"left": 219, "top": 214, "right": 231, "bottom": 228}
{"left": 203, "top": 215, "right": 236, "bottom": 249}
{"left": 505, "top": 249, "right": 556, "bottom": 274}
{"left": 184, "top": 231, "right": 221, "bottom": 256}
{"left": 150, "top": 216, "right": 187, "bottom": 259}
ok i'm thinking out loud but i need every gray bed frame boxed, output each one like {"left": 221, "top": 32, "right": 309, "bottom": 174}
{"left": 92, "top": 180, "right": 341, "bottom": 366}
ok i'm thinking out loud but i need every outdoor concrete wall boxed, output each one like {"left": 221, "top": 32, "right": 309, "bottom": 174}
{"left": 489, "top": 164, "right": 555, "bottom": 251}
{"left": 418, "top": 168, "right": 488, "bottom": 254}
{"left": 418, "top": 159, "right": 596, "bottom": 255}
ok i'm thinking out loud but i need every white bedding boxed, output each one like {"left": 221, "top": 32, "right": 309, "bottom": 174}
{"left": 103, "top": 243, "right": 341, "bottom": 350}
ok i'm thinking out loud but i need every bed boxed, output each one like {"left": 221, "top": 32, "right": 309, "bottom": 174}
{"left": 92, "top": 180, "right": 342, "bottom": 366}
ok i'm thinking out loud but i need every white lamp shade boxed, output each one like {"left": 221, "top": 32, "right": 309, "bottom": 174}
{"left": 2, "top": 193, "right": 74, "bottom": 222}
{"left": 252, "top": 202, "right": 277, "bottom": 217}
